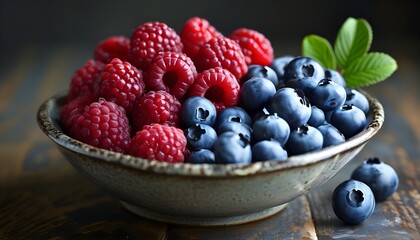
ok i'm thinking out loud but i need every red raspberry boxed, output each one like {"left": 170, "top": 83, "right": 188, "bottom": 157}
{"left": 188, "top": 67, "right": 240, "bottom": 112}
{"left": 129, "top": 22, "right": 183, "bottom": 70}
{"left": 94, "top": 58, "right": 145, "bottom": 114}
{"left": 69, "top": 99, "right": 131, "bottom": 153}
{"left": 180, "top": 17, "right": 222, "bottom": 59}
{"left": 68, "top": 60, "right": 104, "bottom": 101}
{"left": 94, "top": 36, "right": 130, "bottom": 64}
{"left": 131, "top": 90, "right": 181, "bottom": 133}
{"left": 194, "top": 36, "right": 248, "bottom": 80}
{"left": 128, "top": 124, "right": 187, "bottom": 163}
{"left": 229, "top": 28, "right": 274, "bottom": 66}
{"left": 60, "top": 92, "right": 95, "bottom": 131}
{"left": 145, "top": 51, "right": 197, "bottom": 100}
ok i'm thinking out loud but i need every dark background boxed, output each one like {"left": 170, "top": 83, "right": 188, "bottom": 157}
{"left": 1, "top": 0, "right": 419, "bottom": 65}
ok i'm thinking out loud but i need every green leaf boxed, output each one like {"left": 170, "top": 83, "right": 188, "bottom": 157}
{"left": 343, "top": 52, "right": 397, "bottom": 87}
{"left": 302, "top": 34, "right": 336, "bottom": 69}
{"left": 334, "top": 18, "right": 373, "bottom": 69}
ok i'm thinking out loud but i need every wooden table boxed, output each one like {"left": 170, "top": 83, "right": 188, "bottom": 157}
{"left": 1, "top": 45, "right": 419, "bottom": 239}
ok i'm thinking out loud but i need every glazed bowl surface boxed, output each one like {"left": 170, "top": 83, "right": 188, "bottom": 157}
{"left": 37, "top": 90, "right": 384, "bottom": 226}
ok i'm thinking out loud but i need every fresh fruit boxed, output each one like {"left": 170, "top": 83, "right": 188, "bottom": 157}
{"left": 214, "top": 106, "right": 252, "bottom": 131}
{"left": 324, "top": 69, "right": 346, "bottom": 87}
{"left": 218, "top": 121, "right": 253, "bottom": 142}
{"left": 68, "top": 59, "right": 104, "bottom": 101}
{"left": 311, "top": 79, "right": 346, "bottom": 112}
{"left": 69, "top": 99, "right": 131, "bottom": 153}
{"left": 145, "top": 51, "right": 197, "bottom": 100}
{"left": 94, "top": 58, "right": 145, "bottom": 114}
{"left": 317, "top": 122, "right": 345, "bottom": 147}
{"left": 332, "top": 179, "right": 375, "bottom": 225}
{"left": 188, "top": 67, "right": 240, "bottom": 112}
{"left": 180, "top": 17, "right": 222, "bottom": 59}
{"left": 131, "top": 90, "right": 181, "bottom": 133}
{"left": 351, "top": 158, "right": 399, "bottom": 201}
{"left": 185, "top": 124, "right": 217, "bottom": 150}
{"left": 345, "top": 88, "right": 370, "bottom": 115}
{"left": 270, "top": 56, "right": 293, "bottom": 82}
{"left": 252, "top": 140, "right": 288, "bottom": 162}
{"left": 213, "top": 131, "right": 252, "bottom": 164}
{"left": 270, "top": 87, "right": 312, "bottom": 130}
{"left": 307, "top": 106, "right": 325, "bottom": 127}
{"left": 194, "top": 36, "right": 248, "bottom": 80}
{"left": 60, "top": 92, "right": 95, "bottom": 131}
{"left": 187, "top": 149, "right": 216, "bottom": 164}
{"left": 128, "top": 124, "right": 187, "bottom": 163}
{"left": 94, "top": 36, "right": 130, "bottom": 64}
{"left": 285, "top": 124, "right": 323, "bottom": 156}
{"left": 239, "top": 77, "right": 276, "bottom": 113}
{"left": 252, "top": 114, "right": 290, "bottom": 146}
{"left": 330, "top": 104, "right": 366, "bottom": 139}
{"left": 242, "top": 65, "right": 279, "bottom": 87}
{"left": 181, "top": 96, "right": 217, "bottom": 127}
{"left": 229, "top": 28, "right": 274, "bottom": 66}
{"left": 129, "top": 22, "right": 183, "bottom": 70}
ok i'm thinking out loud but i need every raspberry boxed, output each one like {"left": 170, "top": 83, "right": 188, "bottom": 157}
{"left": 128, "top": 124, "right": 187, "bottom": 163}
{"left": 229, "top": 28, "right": 274, "bottom": 66}
{"left": 188, "top": 67, "right": 240, "bottom": 112}
{"left": 131, "top": 90, "right": 181, "bottom": 133}
{"left": 129, "top": 22, "right": 183, "bottom": 70}
{"left": 94, "top": 58, "right": 145, "bottom": 114}
{"left": 68, "top": 60, "right": 104, "bottom": 101}
{"left": 194, "top": 36, "right": 248, "bottom": 80}
{"left": 60, "top": 92, "right": 95, "bottom": 131}
{"left": 145, "top": 51, "right": 197, "bottom": 100}
{"left": 69, "top": 99, "right": 131, "bottom": 153}
{"left": 180, "top": 17, "right": 222, "bottom": 59}
{"left": 94, "top": 36, "right": 130, "bottom": 64}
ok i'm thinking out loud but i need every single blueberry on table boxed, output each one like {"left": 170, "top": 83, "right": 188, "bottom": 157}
{"left": 252, "top": 114, "right": 290, "bottom": 147}
{"left": 270, "top": 87, "right": 311, "bottom": 130}
{"left": 214, "top": 106, "right": 252, "bottom": 131}
{"left": 330, "top": 104, "right": 366, "bottom": 139}
{"left": 351, "top": 158, "right": 399, "bottom": 202}
{"left": 185, "top": 124, "right": 217, "bottom": 150}
{"left": 252, "top": 140, "right": 288, "bottom": 162}
{"left": 317, "top": 122, "right": 345, "bottom": 147}
{"left": 218, "top": 121, "right": 253, "bottom": 142}
{"left": 311, "top": 79, "right": 347, "bottom": 112}
{"left": 239, "top": 77, "right": 276, "bottom": 113}
{"left": 181, "top": 96, "right": 217, "bottom": 128}
{"left": 213, "top": 132, "right": 252, "bottom": 164}
{"left": 345, "top": 88, "right": 370, "bottom": 115}
{"left": 325, "top": 68, "right": 346, "bottom": 87}
{"left": 332, "top": 179, "right": 375, "bottom": 225}
{"left": 285, "top": 124, "right": 323, "bottom": 156}
{"left": 242, "top": 65, "right": 279, "bottom": 87}
{"left": 308, "top": 106, "right": 325, "bottom": 127}
{"left": 186, "top": 149, "right": 215, "bottom": 164}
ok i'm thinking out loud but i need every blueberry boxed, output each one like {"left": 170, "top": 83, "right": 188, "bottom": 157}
{"left": 239, "top": 77, "right": 276, "bottom": 113}
{"left": 252, "top": 106, "right": 271, "bottom": 122}
{"left": 351, "top": 158, "right": 399, "bottom": 201}
{"left": 345, "top": 88, "right": 370, "bottom": 115}
{"left": 185, "top": 124, "right": 217, "bottom": 150}
{"left": 218, "top": 121, "right": 253, "bottom": 142}
{"left": 283, "top": 57, "right": 325, "bottom": 97}
{"left": 308, "top": 106, "right": 325, "bottom": 127}
{"left": 214, "top": 106, "right": 252, "bottom": 131}
{"left": 325, "top": 69, "right": 346, "bottom": 87}
{"left": 270, "top": 87, "right": 311, "bottom": 130}
{"left": 332, "top": 179, "right": 375, "bottom": 225}
{"left": 285, "top": 124, "right": 323, "bottom": 156}
{"left": 270, "top": 56, "right": 294, "bottom": 81}
{"left": 213, "top": 132, "right": 252, "bottom": 164}
{"left": 317, "top": 123, "right": 345, "bottom": 147}
{"left": 311, "top": 79, "right": 346, "bottom": 112}
{"left": 330, "top": 104, "right": 366, "bottom": 139}
{"left": 252, "top": 114, "right": 290, "bottom": 146}
{"left": 252, "top": 140, "right": 288, "bottom": 162}
{"left": 181, "top": 96, "right": 217, "bottom": 127}
{"left": 242, "top": 65, "right": 279, "bottom": 87}
{"left": 187, "top": 149, "right": 215, "bottom": 164}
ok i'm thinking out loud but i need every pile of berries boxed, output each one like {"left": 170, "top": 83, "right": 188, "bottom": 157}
{"left": 60, "top": 17, "right": 370, "bottom": 164}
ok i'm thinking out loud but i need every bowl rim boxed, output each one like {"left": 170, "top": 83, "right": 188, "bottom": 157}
{"left": 37, "top": 89, "right": 384, "bottom": 178}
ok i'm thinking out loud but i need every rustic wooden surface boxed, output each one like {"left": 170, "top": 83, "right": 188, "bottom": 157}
{"left": 0, "top": 45, "right": 419, "bottom": 240}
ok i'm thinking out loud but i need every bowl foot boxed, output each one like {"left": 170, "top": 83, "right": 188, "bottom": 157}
{"left": 121, "top": 202, "right": 288, "bottom": 226}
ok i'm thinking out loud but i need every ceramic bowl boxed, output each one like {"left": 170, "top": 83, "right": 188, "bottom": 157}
{"left": 37, "top": 90, "right": 384, "bottom": 226}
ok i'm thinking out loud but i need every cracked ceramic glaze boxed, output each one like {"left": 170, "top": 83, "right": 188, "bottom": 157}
{"left": 37, "top": 90, "right": 384, "bottom": 226}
